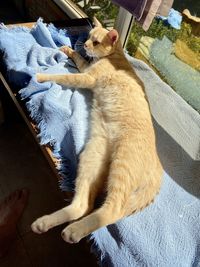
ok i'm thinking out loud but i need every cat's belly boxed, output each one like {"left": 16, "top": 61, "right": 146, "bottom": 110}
{"left": 91, "top": 104, "right": 121, "bottom": 140}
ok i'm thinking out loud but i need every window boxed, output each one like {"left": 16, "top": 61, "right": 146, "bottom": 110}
{"left": 125, "top": 2, "right": 200, "bottom": 57}
{"left": 53, "top": 0, "right": 133, "bottom": 46}
{"left": 124, "top": 1, "right": 200, "bottom": 116}
{"left": 70, "top": 0, "right": 119, "bottom": 29}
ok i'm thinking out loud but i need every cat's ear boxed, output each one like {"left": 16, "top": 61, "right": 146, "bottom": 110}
{"left": 107, "top": 29, "right": 119, "bottom": 45}
{"left": 93, "top": 17, "right": 102, "bottom": 28}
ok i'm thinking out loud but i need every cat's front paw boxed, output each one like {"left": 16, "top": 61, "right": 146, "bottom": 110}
{"left": 31, "top": 215, "right": 51, "bottom": 234}
{"left": 60, "top": 46, "right": 74, "bottom": 58}
{"left": 36, "top": 73, "right": 45, "bottom": 83}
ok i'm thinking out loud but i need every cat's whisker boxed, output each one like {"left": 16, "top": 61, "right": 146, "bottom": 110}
{"left": 76, "top": 40, "right": 84, "bottom": 46}
{"left": 75, "top": 42, "right": 84, "bottom": 45}
{"left": 75, "top": 45, "right": 84, "bottom": 49}
{"left": 76, "top": 40, "right": 84, "bottom": 43}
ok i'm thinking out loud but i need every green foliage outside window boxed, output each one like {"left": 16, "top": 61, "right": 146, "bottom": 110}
{"left": 126, "top": 20, "right": 200, "bottom": 56}
{"left": 71, "top": 0, "right": 118, "bottom": 26}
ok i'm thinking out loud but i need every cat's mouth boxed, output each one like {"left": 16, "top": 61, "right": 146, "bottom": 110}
{"left": 85, "top": 49, "right": 96, "bottom": 58}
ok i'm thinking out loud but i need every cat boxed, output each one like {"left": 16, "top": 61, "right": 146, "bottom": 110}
{"left": 31, "top": 17, "right": 163, "bottom": 243}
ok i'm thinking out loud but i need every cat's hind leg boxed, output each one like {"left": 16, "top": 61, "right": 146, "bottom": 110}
{"left": 63, "top": 135, "right": 109, "bottom": 220}
{"left": 60, "top": 157, "right": 132, "bottom": 243}
{"left": 31, "top": 135, "right": 109, "bottom": 234}
{"left": 61, "top": 141, "right": 161, "bottom": 243}
{"left": 62, "top": 180, "right": 162, "bottom": 244}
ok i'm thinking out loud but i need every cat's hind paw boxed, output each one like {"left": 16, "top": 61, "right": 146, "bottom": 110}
{"left": 31, "top": 215, "right": 51, "bottom": 234}
{"left": 61, "top": 224, "right": 83, "bottom": 244}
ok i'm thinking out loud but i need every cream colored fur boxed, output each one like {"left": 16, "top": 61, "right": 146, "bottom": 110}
{"left": 31, "top": 19, "right": 163, "bottom": 243}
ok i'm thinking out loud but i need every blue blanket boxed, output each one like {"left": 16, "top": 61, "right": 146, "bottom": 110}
{"left": 92, "top": 169, "right": 200, "bottom": 266}
{"left": 0, "top": 20, "right": 200, "bottom": 267}
{"left": 0, "top": 19, "right": 92, "bottom": 190}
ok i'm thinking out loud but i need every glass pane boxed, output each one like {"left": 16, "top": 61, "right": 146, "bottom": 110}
{"left": 71, "top": 0, "right": 119, "bottom": 28}
{"left": 126, "top": 3, "right": 200, "bottom": 57}
{"left": 125, "top": 2, "right": 200, "bottom": 113}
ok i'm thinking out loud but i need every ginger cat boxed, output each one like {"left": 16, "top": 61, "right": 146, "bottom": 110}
{"left": 31, "top": 18, "right": 163, "bottom": 243}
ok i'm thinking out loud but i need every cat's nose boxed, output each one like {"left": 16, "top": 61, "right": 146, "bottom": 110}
{"left": 84, "top": 43, "right": 88, "bottom": 48}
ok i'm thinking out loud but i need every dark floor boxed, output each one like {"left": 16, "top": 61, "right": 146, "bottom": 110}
{"left": 0, "top": 0, "right": 26, "bottom": 24}
{"left": 0, "top": 121, "right": 97, "bottom": 267}
{"left": 0, "top": 2, "right": 97, "bottom": 266}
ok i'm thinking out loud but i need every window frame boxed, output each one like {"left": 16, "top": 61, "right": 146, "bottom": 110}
{"left": 114, "top": 7, "right": 134, "bottom": 47}
{"left": 53, "top": 0, "right": 134, "bottom": 47}
{"left": 53, "top": 0, "right": 87, "bottom": 19}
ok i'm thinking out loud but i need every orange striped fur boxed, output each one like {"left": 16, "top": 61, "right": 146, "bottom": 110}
{"left": 32, "top": 18, "right": 163, "bottom": 243}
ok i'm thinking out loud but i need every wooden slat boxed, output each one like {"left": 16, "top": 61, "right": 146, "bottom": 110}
{"left": 0, "top": 72, "right": 61, "bottom": 181}
{"left": 7, "top": 22, "right": 35, "bottom": 28}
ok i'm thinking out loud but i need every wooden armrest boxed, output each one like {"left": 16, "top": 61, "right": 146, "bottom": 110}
{"left": 7, "top": 22, "right": 36, "bottom": 28}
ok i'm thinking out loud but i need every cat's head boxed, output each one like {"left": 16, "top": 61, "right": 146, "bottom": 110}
{"left": 84, "top": 17, "right": 119, "bottom": 58}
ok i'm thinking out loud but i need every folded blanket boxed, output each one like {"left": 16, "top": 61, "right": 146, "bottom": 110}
{"left": 174, "top": 39, "right": 200, "bottom": 71}
{"left": 137, "top": 36, "right": 155, "bottom": 60}
{"left": 149, "top": 36, "right": 200, "bottom": 113}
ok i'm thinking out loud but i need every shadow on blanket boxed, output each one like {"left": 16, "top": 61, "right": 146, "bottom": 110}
{"left": 155, "top": 119, "right": 200, "bottom": 199}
